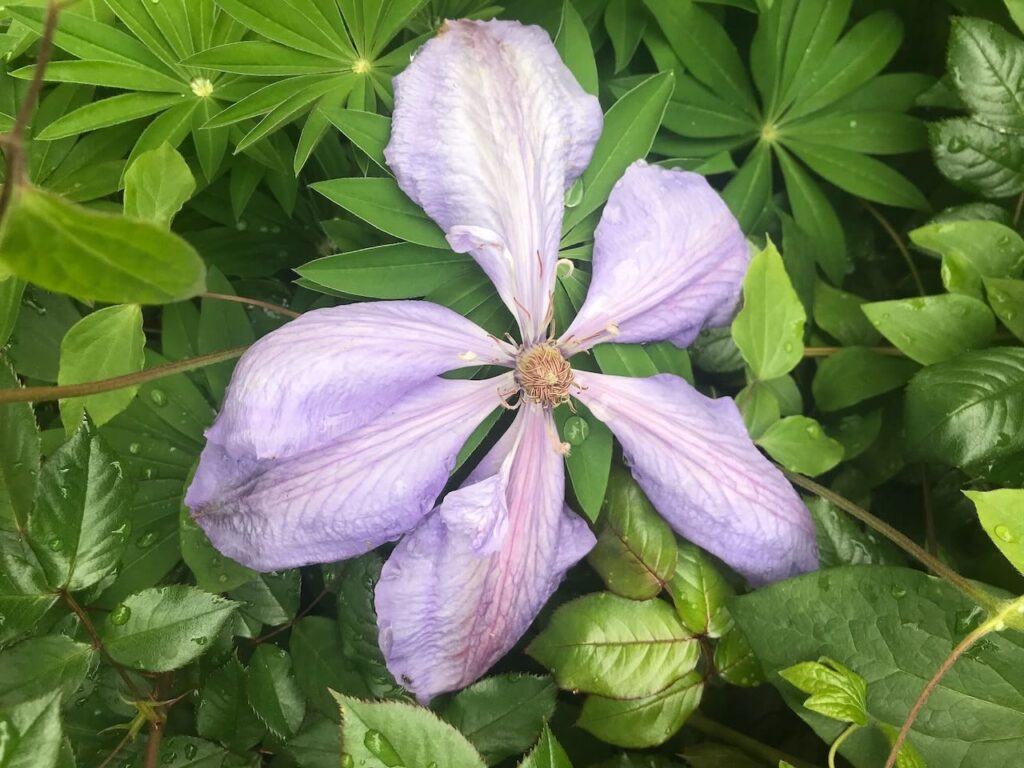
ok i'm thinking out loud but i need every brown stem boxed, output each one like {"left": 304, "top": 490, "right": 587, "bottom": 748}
{"left": 201, "top": 292, "right": 301, "bottom": 319}
{"left": 143, "top": 711, "right": 164, "bottom": 768}
{"left": 250, "top": 586, "right": 330, "bottom": 644}
{"left": 863, "top": 202, "right": 926, "bottom": 297}
{"left": 781, "top": 469, "right": 1000, "bottom": 612}
{"left": 0, "top": 346, "right": 247, "bottom": 404}
{"left": 96, "top": 729, "right": 135, "bottom": 768}
{"left": 803, "top": 346, "right": 905, "bottom": 358}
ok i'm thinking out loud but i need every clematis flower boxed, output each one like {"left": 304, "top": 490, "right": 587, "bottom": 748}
{"left": 186, "top": 19, "right": 817, "bottom": 703}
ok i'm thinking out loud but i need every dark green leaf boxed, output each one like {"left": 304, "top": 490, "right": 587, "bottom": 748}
{"left": 948, "top": 17, "right": 1024, "bottom": 131}
{"left": 556, "top": 402, "right": 613, "bottom": 523}
{"left": 197, "top": 655, "right": 267, "bottom": 751}
{"left": 862, "top": 295, "right": 995, "bottom": 365}
{"left": 1, "top": 694, "right": 63, "bottom": 768}
{"left": 336, "top": 553, "right": 401, "bottom": 699}
{"left": 812, "top": 348, "right": 919, "bottom": 411}
{"left": 0, "top": 358, "right": 38, "bottom": 533}
{"left": 231, "top": 570, "right": 299, "bottom": 627}
{"left": 247, "top": 645, "right": 306, "bottom": 739}
{"left": 667, "top": 544, "right": 732, "bottom": 638}
{"left": 985, "top": 277, "right": 1024, "bottom": 341}
{"left": 0, "top": 636, "right": 95, "bottom": 708}
{"left": 813, "top": 281, "right": 882, "bottom": 347}
{"left": 931, "top": 118, "right": 1024, "bottom": 199}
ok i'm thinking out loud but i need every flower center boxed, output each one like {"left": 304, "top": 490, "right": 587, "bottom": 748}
{"left": 515, "top": 344, "right": 573, "bottom": 408}
{"left": 190, "top": 78, "right": 215, "bottom": 98}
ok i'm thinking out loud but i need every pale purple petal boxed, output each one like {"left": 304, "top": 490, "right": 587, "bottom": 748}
{"left": 386, "top": 19, "right": 603, "bottom": 343}
{"left": 186, "top": 373, "right": 513, "bottom": 571}
{"left": 375, "top": 405, "right": 595, "bottom": 703}
{"left": 204, "top": 301, "right": 512, "bottom": 465}
{"left": 575, "top": 371, "right": 817, "bottom": 585}
{"left": 559, "top": 162, "right": 749, "bottom": 352}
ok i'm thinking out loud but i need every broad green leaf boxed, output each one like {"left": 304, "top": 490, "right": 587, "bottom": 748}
{"left": 10, "top": 288, "right": 84, "bottom": 382}
{"left": 813, "top": 280, "right": 881, "bottom": 347}
{"left": 528, "top": 593, "right": 699, "bottom": 699}
{"left": 948, "top": 17, "right": 1024, "bottom": 131}
{"left": 667, "top": 543, "right": 732, "bottom": 637}
{"left": 714, "top": 627, "right": 765, "bottom": 687}
{"left": 825, "top": 410, "right": 883, "bottom": 462}
{"left": 442, "top": 675, "right": 556, "bottom": 765}
{"left": 905, "top": 347, "right": 1024, "bottom": 469}
{"left": 587, "top": 467, "right": 677, "bottom": 600}
{"left": 0, "top": 532, "right": 57, "bottom": 645}
{"left": 319, "top": 106, "right": 390, "bottom": 169}
{"left": 757, "top": 416, "right": 845, "bottom": 476}
{"left": 311, "top": 177, "right": 449, "bottom": 249}
{"left": 0, "top": 636, "right": 95, "bottom": 708}
{"left": 247, "top": 645, "right": 306, "bottom": 739}
{"left": 231, "top": 570, "right": 299, "bottom": 626}
{"left": 297, "top": 243, "right": 472, "bottom": 299}
{"left": 862, "top": 295, "right": 995, "bottom": 365}
{"left": 336, "top": 554, "right": 401, "bottom": 699}
{"left": 736, "top": 380, "right": 781, "bottom": 438}
{"left": 812, "top": 348, "right": 919, "bottom": 411}
{"left": 58, "top": 304, "right": 146, "bottom": 432}
{"left": 732, "top": 566, "right": 1024, "bottom": 767}
{"left": 285, "top": 718, "right": 341, "bottom": 768}
{"left": 101, "top": 585, "right": 237, "bottom": 671}
{"left": 911, "top": 221, "right": 1024, "bottom": 291}
{"left": 0, "top": 186, "right": 206, "bottom": 304}
{"left": 931, "top": 118, "right": 1024, "bottom": 199}
{"left": 152, "top": 737, "right": 229, "bottom": 768}
{"left": 579, "top": 672, "right": 702, "bottom": 748}
{"left": 985, "top": 277, "right": 1024, "bottom": 341}
{"left": 292, "top": 617, "right": 367, "bottom": 717}
{"left": 1, "top": 694, "right": 63, "bottom": 768}
{"left": 198, "top": 655, "right": 267, "bottom": 751}
{"left": 779, "top": 657, "right": 868, "bottom": 725}
{"left": 123, "top": 143, "right": 196, "bottom": 226}
{"left": 966, "top": 489, "right": 1024, "bottom": 574}
{"left": 732, "top": 240, "right": 806, "bottom": 380}
{"left": 556, "top": 402, "right": 613, "bottom": 523}
{"left": 519, "top": 726, "right": 573, "bottom": 768}
{"left": 27, "top": 419, "right": 130, "bottom": 591}
{"left": 179, "top": 502, "right": 256, "bottom": 593}
{"left": 555, "top": 0, "right": 598, "bottom": 95}
{"left": 333, "top": 691, "right": 486, "bottom": 768}
{"left": 806, "top": 497, "right": 904, "bottom": 568}
{"left": 0, "top": 359, "right": 38, "bottom": 533}
{"left": 0, "top": 276, "right": 23, "bottom": 348}
{"left": 563, "top": 71, "right": 674, "bottom": 231}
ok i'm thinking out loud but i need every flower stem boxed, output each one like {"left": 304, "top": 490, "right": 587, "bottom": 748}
{"left": 863, "top": 202, "right": 925, "bottom": 297}
{"left": 803, "top": 346, "right": 905, "bottom": 358}
{"left": 688, "top": 712, "right": 823, "bottom": 768}
{"left": 200, "top": 292, "right": 301, "bottom": 319}
{"left": 0, "top": 346, "right": 247, "bottom": 404}
{"left": 781, "top": 469, "right": 1000, "bottom": 612}
{"left": 828, "top": 724, "right": 858, "bottom": 768}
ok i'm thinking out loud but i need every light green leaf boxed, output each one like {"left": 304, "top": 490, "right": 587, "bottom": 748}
{"left": 579, "top": 672, "right": 702, "bottom": 748}
{"left": 985, "top": 277, "right": 1024, "bottom": 341}
{"left": 123, "top": 143, "right": 196, "bottom": 226}
{"left": 667, "top": 543, "right": 733, "bottom": 638}
{"left": 732, "top": 239, "right": 806, "bottom": 380}
{"left": 528, "top": 593, "right": 699, "bottom": 699}
{"left": 101, "top": 585, "right": 237, "bottom": 671}
{"left": 319, "top": 106, "right": 391, "bottom": 169}
{"left": 519, "top": 725, "right": 573, "bottom": 768}
{"left": 1, "top": 694, "right": 63, "bottom": 768}
{"left": 555, "top": 0, "right": 598, "bottom": 96}
{"left": 333, "top": 691, "right": 486, "bottom": 768}
{"left": 36, "top": 92, "right": 187, "bottom": 140}
{"left": 757, "top": 416, "right": 845, "bottom": 476}
{"left": 911, "top": 220, "right": 1024, "bottom": 300}
{"left": 812, "top": 347, "right": 919, "bottom": 411}
{"left": 862, "top": 294, "right": 995, "bottom": 365}
{"left": 587, "top": 467, "right": 677, "bottom": 600}
{"left": 0, "top": 359, "right": 38, "bottom": 534}
{"left": 736, "top": 380, "right": 781, "bottom": 438}
{"left": 248, "top": 645, "right": 306, "bottom": 739}
{"left": 965, "top": 489, "right": 1024, "bottom": 575}
{"left": 0, "top": 186, "right": 206, "bottom": 305}
{"left": 779, "top": 657, "right": 868, "bottom": 725}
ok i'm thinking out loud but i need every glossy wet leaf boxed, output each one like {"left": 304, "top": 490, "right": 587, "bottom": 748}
{"left": 756, "top": 416, "right": 845, "bottom": 476}
{"left": 862, "top": 295, "right": 995, "bottom": 365}
{"left": 0, "top": 636, "right": 95, "bottom": 708}
{"left": 667, "top": 544, "right": 733, "bottom": 638}
{"left": 965, "top": 488, "right": 1024, "bottom": 575}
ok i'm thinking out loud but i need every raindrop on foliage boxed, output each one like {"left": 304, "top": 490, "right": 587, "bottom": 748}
{"left": 110, "top": 604, "right": 131, "bottom": 626}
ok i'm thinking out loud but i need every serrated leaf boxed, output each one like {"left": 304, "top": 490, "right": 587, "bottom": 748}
{"left": 0, "top": 533, "right": 57, "bottom": 645}
{"left": 292, "top": 617, "right": 368, "bottom": 717}
{"left": 757, "top": 416, "right": 845, "bottom": 476}
{"left": 579, "top": 673, "right": 702, "bottom": 749}
{"left": 667, "top": 544, "right": 732, "bottom": 637}
{"left": 27, "top": 419, "right": 131, "bottom": 591}
{"left": 1, "top": 694, "right": 63, "bottom": 768}
{"left": 732, "top": 239, "right": 806, "bottom": 380}
{"left": 58, "top": 304, "right": 146, "bottom": 432}
{"left": 948, "top": 17, "right": 1024, "bottom": 131}
{"left": 0, "top": 186, "right": 206, "bottom": 304}
{"left": 0, "top": 636, "right": 95, "bottom": 708}
{"left": 862, "top": 294, "right": 995, "bottom": 365}
{"left": 153, "top": 736, "right": 229, "bottom": 768}
{"left": 230, "top": 570, "right": 299, "bottom": 626}
{"left": 123, "top": 142, "right": 196, "bottom": 227}
{"left": 779, "top": 657, "right": 868, "bottom": 725}
{"left": 587, "top": 467, "right": 677, "bottom": 600}
{"left": 528, "top": 593, "right": 699, "bottom": 699}
{"left": 442, "top": 675, "right": 556, "bottom": 765}
{"left": 0, "top": 358, "right": 38, "bottom": 534}
{"left": 966, "top": 489, "right": 1024, "bottom": 575}
{"left": 334, "top": 691, "right": 486, "bottom": 768}
{"left": 812, "top": 347, "right": 919, "bottom": 411}
{"left": 336, "top": 553, "right": 401, "bottom": 699}
{"left": 101, "top": 585, "right": 236, "bottom": 671}
{"left": 518, "top": 725, "right": 573, "bottom": 768}
{"left": 247, "top": 645, "right": 306, "bottom": 739}
{"left": 197, "top": 655, "right": 267, "bottom": 751}
{"left": 931, "top": 118, "right": 1024, "bottom": 199}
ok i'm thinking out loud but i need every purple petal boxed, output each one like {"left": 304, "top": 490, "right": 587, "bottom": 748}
{"left": 375, "top": 405, "right": 595, "bottom": 703}
{"left": 386, "top": 19, "right": 603, "bottom": 343}
{"left": 186, "top": 373, "right": 513, "bottom": 571}
{"left": 575, "top": 371, "right": 817, "bottom": 585}
{"left": 559, "top": 162, "right": 749, "bottom": 352}
{"left": 203, "top": 301, "right": 511, "bottom": 464}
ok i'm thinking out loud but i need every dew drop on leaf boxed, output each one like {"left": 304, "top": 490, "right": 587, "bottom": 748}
{"left": 128, "top": 442, "right": 142, "bottom": 455}
{"left": 184, "top": 744, "right": 197, "bottom": 760}
{"left": 363, "top": 729, "right": 402, "bottom": 765}
{"left": 48, "top": 537, "right": 64, "bottom": 552}
{"left": 994, "top": 524, "right": 1016, "bottom": 543}
{"left": 149, "top": 389, "right": 168, "bottom": 406}
{"left": 110, "top": 604, "right": 132, "bottom": 626}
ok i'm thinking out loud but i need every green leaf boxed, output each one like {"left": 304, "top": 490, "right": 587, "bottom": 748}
{"left": 231, "top": 570, "right": 299, "bottom": 626}
{"left": 579, "top": 672, "right": 703, "bottom": 748}
{"left": 757, "top": 416, "right": 845, "bottom": 476}
{"left": 292, "top": 617, "right": 367, "bottom": 717}
{"left": 948, "top": 17, "right": 1024, "bottom": 131}
{"left": 297, "top": 243, "right": 472, "bottom": 299}
{"left": 527, "top": 593, "right": 699, "bottom": 699}
{"left": 186, "top": 40, "right": 341, "bottom": 74}
{"left": 779, "top": 657, "right": 868, "bottom": 725}
{"left": 588, "top": 467, "right": 677, "bottom": 600}
{"left": 911, "top": 220, "right": 1024, "bottom": 300}
{"left": 605, "top": 0, "right": 648, "bottom": 74}
{"left": 101, "top": 585, "right": 237, "bottom": 671}
{"left": 1, "top": 694, "right": 63, "bottom": 768}
{"left": 555, "top": 0, "right": 598, "bottom": 95}
{"left": 0, "top": 276, "right": 24, "bottom": 349}
{"left": 311, "top": 177, "right": 449, "bottom": 249}
{"left": 519, "top": 725, "right": 573, "bottom": 768}
{"left": 931, "top": 118, "right": 1024, "bottom": 199}
{"left": 248, "top": 645, "right": 306, "bottom": 739}
{"left": 197, "top": 655, "right": 267, "bottom": 751}
{"left": 0, "top": 636, "right": 95, "bottom": 708}
{"left": 319, "top": 107, "right": 391, "bottom": 169}
{"left": 904, "top": 347, "right": 1024, "bottom": 469}
{"left": 36, "top": 92, "right": 187, "bottom": 140}
{"left": 813, "top": 280, "right": 881, "bottom": 347}
{"left": 212, "top": 0, "right": 353, "bottom": 59}
{"left": 27, "top": 419, "right": 130, "bottom": 591}
{"left": 807, "top": 497, "right": 904, "bottom": 568}
{"left": 334, "top": 692, "right": 486, "bottom": 768}
{"left": 58, "top": 304, "right": 146, "bottom": 432}
{"left": 667, "top": 543, "right": 732, "bottom": 637}
{"left": 784, "top": 112, "right": 926, "bottom": 156}
{"left": 736, "top": 381, "right": 782, "bottom": 438}
{"left": 0, "top": 358, "right": 38, "bottom": 533}
{"left": 722, "top": 140, "right": 772, "bottom": 232}
{"left": 179, "top": 502, "right": 256, "bottom": 593}
{"left": 335, "top": 554, "right": 401, "bottom": 699}
{"left": 0, "top": 187, "right": 206, "bottom": 305}
{"left": 123, "top": 143, "right": 196, "bottom": 227}
{"left": 732, "top": 239, "right": 806, "bottom": 380}
{"left": 0, "top": 532, "right": 57, "bottom": 645}
{"left": 197, "top": 268, "right": 254, "bottom": 403}
{"left": 556, "top": 402, "right": 613, "bottom": 523}
{"left": 985, "top": 277, "right": 1024, "bottom": 341}
{"left": 563, "top": 71, "right": 675, "bottom": 231}
{"left": 442, "top": 675, "right": 556, "bottom": 765}
{"left": 966, "top": 488, "right": 1024, "bottom": 575}
{"left": 862, "top": 294, "right": 995, "bottom": 365}
{"left": 812, "top": 348, "right": 919, "bottom": 411}
{"left": 714, "top": 627, "right": 765, "bottom": 687}
{"left": 286, "top": 718, "right": 341, "bottom": 768}
{"left": 152, "top": 737, "right": 229, "bottom": 768}
{"left": 732, "top": 566, "right": 1024, "bottom": 767}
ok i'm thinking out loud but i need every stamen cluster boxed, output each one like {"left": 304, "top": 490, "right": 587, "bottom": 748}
{"left": 515, "top": 343, "right": 573, "bottom": 407}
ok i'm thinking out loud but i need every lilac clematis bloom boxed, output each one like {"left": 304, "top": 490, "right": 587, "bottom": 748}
{"left": 186, "top": 19, "right": 818, "bottom": 703}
